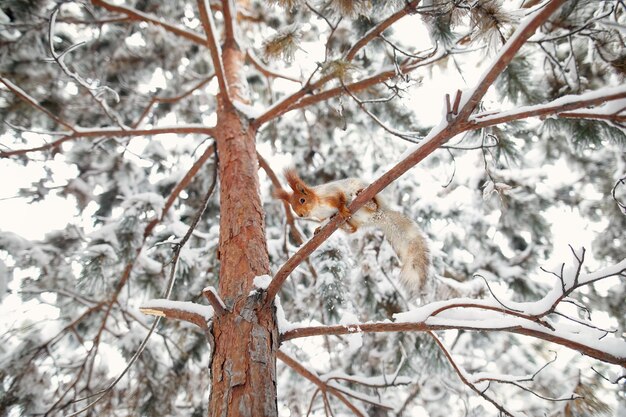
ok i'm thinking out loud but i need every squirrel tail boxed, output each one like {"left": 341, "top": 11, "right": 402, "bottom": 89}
{"left": 372, "top": 209, "right": 431, "bottom": 295}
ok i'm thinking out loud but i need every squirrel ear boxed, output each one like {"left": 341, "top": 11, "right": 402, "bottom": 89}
{"left": 274, "top": 188, "right": 291, "bottom": 202}
{"left": 284, "top": 167, "right": 308, "bottom": 195}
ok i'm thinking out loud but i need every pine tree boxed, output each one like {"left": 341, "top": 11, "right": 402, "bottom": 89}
{"left": 1, "top": 1, "right": 625, "bottom": 416}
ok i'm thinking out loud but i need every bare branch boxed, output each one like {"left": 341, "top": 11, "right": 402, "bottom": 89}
{"left": 48, "top": 7, "right": 125, "bottom": 128}
{"left": 197, "top": 0, "right": 230, "bottom": 102}
{"left": 221, "top": 0, "right": 236, "bottom": 45}
{"left": 253, "top": 48, "right": 445, "bottom": 128}
{"left": 428, "top": 331, "right": 517, "bottom": 417}
{"left": 91, "top": 0, "right": 206, "bottom": 45}
{"left": 277, "top": 350, "right": 367, "bottom": 417}
{"left": 344, "top": 0, "right": 422, "bottom": 62}
{"left": 0, "top": 126, "right": 215, "bottom": 158}
{"left": 612, "top": 176, "right": 626, "bottom": 214}
{"left": 132, "top": 74, "right": 216, "bottom": 128}
{"left": 0, "top": 77, "right": 75, "bottom": 131}
{"left": 247, "top": 50, "right": 302, "bottom": 84}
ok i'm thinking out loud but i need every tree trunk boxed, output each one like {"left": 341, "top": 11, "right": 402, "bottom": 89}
{"left": 207, "top": 31, "right": 278, "bottom": 416}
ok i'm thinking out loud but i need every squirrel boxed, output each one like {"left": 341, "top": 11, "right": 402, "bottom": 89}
{"left": 276, "top": 168, "right": 431, "bottom": 295}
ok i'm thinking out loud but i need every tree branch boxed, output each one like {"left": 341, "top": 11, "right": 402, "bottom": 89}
{"left": 252, "top": 0, "right": 430, "bottom": 128}
{"left": 197, "top": 0, "right": 230, "bottom": 102}
{"left": 470, "top": 86, "right": 626, "bottom": 129}
{"left": 139, "top": 301, "right": 212, "bottom": 329}
{"left": 428, "top": 332, "right": 518, "bottom": 417}
{"left": 281, "top": 318, "right": 625, "bottom": 366}
{"left": 0, "top": 126, "right": 215, "bottom": 158}
{"left": 246, "top": 50, "right": 302, "bottom": 84}
{"left": 455, "top": 0, "right": 568, "bottom": 122}
{"left": 91, "top": 0, "right": 206, "bottom": 45}
{"left": 344, "top": 0, "right": 422, "bottom": 62}
{"left": 221, "top": 0, "right": 236, "bottom": 46}
{"left": 277, "top": 350, "right": 367, "bottom": 417}
{"left": 0, "top": 77, "right": 75, "bottom": 131}
{"left": 144, "top": 141, "right": 217, "bottom": 237}
{"left": 264, "top": 0, "right": 567, "bottom": 303}
{"left": 132, "top": 74, "right": 216, "bottom": 128}
{"left": 252, "top": 47, "right": 445, "bottom": 128}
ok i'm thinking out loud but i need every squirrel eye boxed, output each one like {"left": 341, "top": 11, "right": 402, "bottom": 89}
{"left": 299, "top": 198, "right": 306, "bottom": 204}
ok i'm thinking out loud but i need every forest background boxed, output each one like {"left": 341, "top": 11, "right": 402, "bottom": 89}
{"left": 0, "top": 1, "right": 625, "bottom": 416}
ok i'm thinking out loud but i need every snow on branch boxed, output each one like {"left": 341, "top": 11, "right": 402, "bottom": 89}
{"left": 281, "top": 254, "right": 626, "bottom": 367}
{"left": 203, "top": 286, "right": 228, "bottom": 316}
{"left": 140, "top": 299, "right": 214, "bottom": 328}
{"left": 455, "top": 0, "right": 568, "bottom": 121}
{"left": 470, "top": 86, "right": 626, "bottom": 128}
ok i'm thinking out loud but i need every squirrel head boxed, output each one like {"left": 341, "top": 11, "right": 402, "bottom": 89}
{"left": 275, "top": 168, "right": 318, "bottom": 217}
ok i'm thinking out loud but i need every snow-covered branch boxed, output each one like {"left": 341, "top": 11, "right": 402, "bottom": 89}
{"left": 470, "top": 86, "right": 626, "bottom": 129}
{"left": 140, "top": 299, "right": 214, "bottom": 328}
{"left": 281, "top": 256, "right": 626, "bottom": 367}
{"left": 455, "top": 0, "right": 568, "bottom": 121}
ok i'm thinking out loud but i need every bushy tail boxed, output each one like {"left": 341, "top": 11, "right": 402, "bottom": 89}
{"left": 371, "top": 209, "right": 430, "bottom": 295}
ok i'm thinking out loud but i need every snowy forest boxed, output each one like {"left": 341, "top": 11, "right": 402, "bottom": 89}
{"left": 0, "top": 0, "right": 625, "bottom": 416}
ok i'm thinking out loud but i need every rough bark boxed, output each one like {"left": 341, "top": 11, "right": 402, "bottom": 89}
{"left": 207, "top": 15, "right": 278, "bottom": 414}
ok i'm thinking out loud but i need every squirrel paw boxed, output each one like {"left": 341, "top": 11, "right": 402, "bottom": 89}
{"left": 356, "top": 188, "right": 379, "bottom": 211}
{"left": 342, "top": 222, "right": 358, "bottom": 234}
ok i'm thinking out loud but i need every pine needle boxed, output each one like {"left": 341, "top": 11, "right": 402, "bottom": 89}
{"left": 262, "top": 24, "right": 302, "bottom": 63}
{"left": 321, "top": 59, "right": 358, "bottom": 81}
{"left": 327, "top": 0, "right": 371, "bottom": 18}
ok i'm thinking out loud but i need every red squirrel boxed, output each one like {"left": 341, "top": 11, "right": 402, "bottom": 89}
{"left": 276, "top": 168, "right": 431, "bottom": 295}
